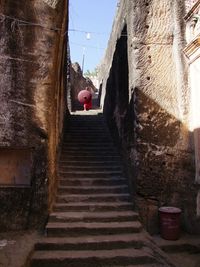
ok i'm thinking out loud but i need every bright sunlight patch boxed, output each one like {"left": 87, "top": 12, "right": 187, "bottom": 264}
{"left": 42, "top": 0, "right": 59, "bottom": 9}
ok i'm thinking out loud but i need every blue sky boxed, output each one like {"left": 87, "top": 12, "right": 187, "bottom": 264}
{"left": 69, "top": 0, "right": 118, "bottom": 73}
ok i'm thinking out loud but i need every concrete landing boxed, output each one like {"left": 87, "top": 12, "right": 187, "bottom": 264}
{"left": 152, "top": 234, "right": 200, "bottom": 267}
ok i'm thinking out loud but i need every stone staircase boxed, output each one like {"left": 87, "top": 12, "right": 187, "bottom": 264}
{"left": 30, "top": 113, "right": 175, "bottom": 267}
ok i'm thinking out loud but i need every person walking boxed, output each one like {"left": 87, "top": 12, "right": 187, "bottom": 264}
{"left": 78, "top": 87, "right": 92, "bottom": 111}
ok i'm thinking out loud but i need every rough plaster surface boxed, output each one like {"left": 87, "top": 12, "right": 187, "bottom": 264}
{"left": 100, "top": 0, "right": 200, "bottom": 234}
{"left": 0, "top": 0, "right": 68, "bottom": 230}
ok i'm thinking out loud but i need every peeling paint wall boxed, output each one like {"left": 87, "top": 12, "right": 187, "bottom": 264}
{"left": 0, "top": 0, "right": 69, "bottom": 230}
{"left": 100, "top": 0, "right": 200, "bottom": 234}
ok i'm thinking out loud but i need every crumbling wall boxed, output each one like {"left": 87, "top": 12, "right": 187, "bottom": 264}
{"left": 0, "top": 0, "right": 69, "bottom": 230}
{"left": 100, "top": 0, "right": 200, "bottom": 234}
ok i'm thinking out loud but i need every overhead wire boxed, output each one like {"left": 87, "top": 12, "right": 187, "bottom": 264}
{"left": 0, "top": 13, "right": 61, "bottom": 32}
{"left": 69, "top": 28, "right": 108, "bottom": 35}
{"left": 69, "top": 41, "right": 105, "bottom": 50}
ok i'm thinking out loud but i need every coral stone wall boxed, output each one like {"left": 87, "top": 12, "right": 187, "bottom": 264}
{"left": 0, "top": 0, "right": 69, "bottom": 230}
{"left": 100, "top": 0, "right": 200, "bottom": 234}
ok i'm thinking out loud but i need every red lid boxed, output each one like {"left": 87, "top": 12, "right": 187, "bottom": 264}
{"left": 158, "top": 206, "right": 181, "bottom": 213}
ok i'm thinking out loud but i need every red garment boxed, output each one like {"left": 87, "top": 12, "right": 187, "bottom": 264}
{"left": 84, "top": 98, "right": 92, "bottom": 110}
{"left": 77, "top": 89, "right": 92, "bottom": 110}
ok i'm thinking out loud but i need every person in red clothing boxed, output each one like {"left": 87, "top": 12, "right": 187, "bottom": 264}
{"left": 83, "top": 88, "right": 92, "bottom": 111}
{"left": 78, "top": 87, "right": 92, "bottom": 111}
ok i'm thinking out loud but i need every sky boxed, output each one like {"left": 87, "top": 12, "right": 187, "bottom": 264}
{"left": 69, "top": 0, "right": 118, "bottom": 73}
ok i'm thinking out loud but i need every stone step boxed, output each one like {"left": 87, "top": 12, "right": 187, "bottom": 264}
{"left": 68, "top": 122, "right": 105, "bottom": 125}
{"left": 63, "top": 134, "right": 113, "bottom": 139}
{"left": 66, "top": 123, "right": 106, "bottom": 127}
{"left": 68, "top": 120, "right": 104, "bottom": 123}
{"left": 46, "top": 221, "right": 142, "bottom": 237}
{"left": 62, "top": 144, "right": 116, "bottom": 148}
{"left": 58, "top": 171, "right": 123, "bottom": 178}
{"left": 60, "top": 155, "right": 121, "bottom": 161}
{"left": 66, "top": 130, "right": 110, "bottom": 135}
{"left": 63, "top": 139, "right": 113, "bottom": 144}
{"left": 68, "top": 120, "right": 104, "bottom": 124}
{"left": 56, "top": 193, "right": 130, "bottom": 203}
{"left": 59, "top": 165, "right": 123, "bottom": 172}
{"left": 62, "top": 142, "right": 115, "bottom": 147}
{"left": 30, "top": 115, "right": 170, "bottom": 267}
{"left": 68, "top": 119, "right": 105, "bottom": 124}
{"left": 54, "top": 201, "right": 133, "bottom": 212}
{"left": 53, "top": 202, "right": 133, "bottom": 212}
{"left": 62, "top": 144, "right": 115, "bottom": 149}
{"left": 66, "top": 127, "right": 110, "bottom": 131}
{"left": 66, "top": 127, "right": 107, "bottom": 131}
{"left": 63, "top": 140, "right": 113, "bottom": 145}
{"left": 49, "top": 210, "right": 139, "bottom": 223}
{"left": 61, "top": 150, "right": 118, "bottom": 155}
{"left": 64, "top": 134, "right": 112, "bottom": 139}
{"left": 67, "top": 123, "right": 107, "bottom": 127}
{"left": 30, "top": 247, "right": 156, "bottom": 267}
{"left": 59, "top": 175, "right": 124, "bottom": 180}
{"left": 111, "top": 265, "right": 164, "bottom": 267}
{"left": 59, "top": 160, "right": 121, "bottom": 166}
{"left": 59, "top": 178, "right": 127, "bottom": 186}
{"left": 68, "top": 119, "right": 104, "bottom": 121}
{"left": 68, "top": 123, "right": 105, "bottom": 126}
{"left": 67, "top": 124, "right": 106, "bottom": 128}
{"left": 35, "top": 233, "right": 145, "bottom": 251}
{"left": 57, "top": 185, "right": 129, "bottom": 194}
{"left": 67, "top": 126, "right": 106, "bottom": 129}
{"left": 102, "top": 266, "right": 163, "bottom": 267}
{"left": 61, "top": 150, "right": 119, "bottom": 157}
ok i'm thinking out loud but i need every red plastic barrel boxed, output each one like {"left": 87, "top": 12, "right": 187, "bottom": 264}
{"left": 78, "top": 90, "right": 92, "bottom": 104}
{"left": 159, "top": 207, "right": 182, "bottom": 240}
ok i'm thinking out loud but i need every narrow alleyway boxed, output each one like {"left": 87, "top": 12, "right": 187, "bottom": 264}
{"left": 29, "top": 111, "right": 175, "bottom": 267}
{"left": 1, "top": 1, "right": 200, "bottom": 267}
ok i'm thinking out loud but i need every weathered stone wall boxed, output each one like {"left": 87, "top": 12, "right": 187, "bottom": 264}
{"left": 0, "top": 0, "right": 69, "bottom": 230}
{"left": 100, "top": 0, "right": 200, "bottom": 234}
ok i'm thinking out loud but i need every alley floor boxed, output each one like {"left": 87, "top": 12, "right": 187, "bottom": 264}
{"left": 152, "top": 234, "right": 200, "bottom": 267}
{"left": 0, "top": 230, "right": 200, "bottom": 267}
{"left": 0, "top": 230, "right": 40, "bottom": 267}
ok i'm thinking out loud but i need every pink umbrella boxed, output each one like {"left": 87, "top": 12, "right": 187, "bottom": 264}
{"left": 78, "top": 90, "right": 92, "bottom": 104}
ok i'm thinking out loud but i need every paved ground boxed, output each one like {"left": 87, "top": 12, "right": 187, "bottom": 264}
{"left": 0, "top": 230, "right": 40, "bottom": 267}
{"left": 151, "top": 234, "right": 200, "bottom": 267}
{"left": 0, "top": 230, "right": 200, "bottom": 267}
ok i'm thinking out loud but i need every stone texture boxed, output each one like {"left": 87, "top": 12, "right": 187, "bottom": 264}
{"left": 99, "top": 0, "right": 200, "bottom": 234}
{"left": 0, "top": 0, "right": 69, "bottom": 230}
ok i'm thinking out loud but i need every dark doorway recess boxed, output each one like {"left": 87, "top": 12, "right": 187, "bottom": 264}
{"left": 103, "top": 24, "right": 129, "bottom": 144}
